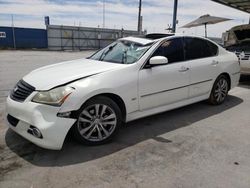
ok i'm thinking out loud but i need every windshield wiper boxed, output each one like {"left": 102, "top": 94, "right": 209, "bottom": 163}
{"left": 99, "top": 43, "right": 117, "bottom": 61}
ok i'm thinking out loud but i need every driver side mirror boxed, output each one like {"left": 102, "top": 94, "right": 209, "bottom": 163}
{"left": 149, "top": 56, "right": 168, "bottom": 66}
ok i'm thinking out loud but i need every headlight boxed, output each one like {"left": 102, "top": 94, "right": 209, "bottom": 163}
{"left": 32, "top": 86, "right": 75, "bottom": 106}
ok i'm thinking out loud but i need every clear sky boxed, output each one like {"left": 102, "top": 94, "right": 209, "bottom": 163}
{"left": 0, "top": 0, "right": 249, "bottom": 38}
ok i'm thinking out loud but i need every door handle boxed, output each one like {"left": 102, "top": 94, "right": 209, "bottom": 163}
{"left": 211, "top": 60, "right": 219, "bottom": 65}
{"left": 179, "top": 66, "right": 189, "bottom": 72}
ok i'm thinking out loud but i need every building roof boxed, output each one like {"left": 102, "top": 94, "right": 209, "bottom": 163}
{"left": 212, "top": 0, "right": 250, "bottom": 13}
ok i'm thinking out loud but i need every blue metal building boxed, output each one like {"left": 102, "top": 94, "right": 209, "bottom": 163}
{"left": 0, "top": 27, "right": 48, "bottom": 49}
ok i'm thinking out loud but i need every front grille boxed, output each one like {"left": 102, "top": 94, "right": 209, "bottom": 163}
{"left": 7, "top": 114, "right": 19, "bottom": 127}
{"left": 10, "top": 79, "right": 35, "bottom": 102}
{"left": 235, "top": 52, "right": 250, "bottom": 61}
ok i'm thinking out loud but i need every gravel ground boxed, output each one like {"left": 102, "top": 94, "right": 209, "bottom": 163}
{"left": 0, "top": 50, "right": 250, "bottom": 188}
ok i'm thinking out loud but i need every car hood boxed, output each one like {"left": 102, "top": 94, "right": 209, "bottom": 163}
{"left": 23, "top": 58, "right": 125, "bottom": 90}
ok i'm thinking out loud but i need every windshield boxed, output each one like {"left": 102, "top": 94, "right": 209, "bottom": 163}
{"left": 89, "top": 40, "right": 153, "bottom": 64}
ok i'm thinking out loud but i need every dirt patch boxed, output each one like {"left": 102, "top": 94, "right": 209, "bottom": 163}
{"left": 0, "top": 161, "right": 22, "bottom": 181}
{"left": 0, "top": 144, "right": 22, "bottom": 181}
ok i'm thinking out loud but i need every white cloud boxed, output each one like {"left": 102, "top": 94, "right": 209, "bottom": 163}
{"left": 0, "top": 0, "right": 249, "bottom": 37}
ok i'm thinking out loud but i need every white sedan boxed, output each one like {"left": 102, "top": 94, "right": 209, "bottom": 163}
{"left": 6, "top": 35, "right": 240, "bottom": 150}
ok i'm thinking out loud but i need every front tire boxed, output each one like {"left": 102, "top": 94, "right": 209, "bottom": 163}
{"left": 209, "top": 75, "right": 229, "bottom": 105}
{"left": 72, "top": 96, "right": 122, "bottom": 145}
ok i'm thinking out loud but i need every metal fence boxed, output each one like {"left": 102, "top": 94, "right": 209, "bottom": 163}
{"left": 0, "top": 26, "right": 47, "bottom": 49}
{"left": 47, "top": 25, "right": 139, "bottom": 51}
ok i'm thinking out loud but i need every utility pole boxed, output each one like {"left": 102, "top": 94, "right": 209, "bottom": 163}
{"left": 103, "top": 0, "right": 106, "bottom": 28}
{"left": 172, "top": 0, "right": 178, "bottom": 33}
{"left": 137, "top": 0, "right": 142, "bottom": 34}
{"left": 11, "top": 14, "right": 16, "bottom": 49}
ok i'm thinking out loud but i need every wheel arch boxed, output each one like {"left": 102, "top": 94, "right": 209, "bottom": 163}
{"left": 208, "top": 72, "right": 231, "bottom": 105}
{"left": 73, "top": 93, "right": 127, "bottom": 123}
{"left": 220, "top": 72, "right": 231, "bottom": 90}
{"left": 96, "top": 93, "right": 127, "bottom": 122}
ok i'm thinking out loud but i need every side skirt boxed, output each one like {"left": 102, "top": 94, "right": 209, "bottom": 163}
{"left": 126, "top": 93, "right": 210, "bottom": 122}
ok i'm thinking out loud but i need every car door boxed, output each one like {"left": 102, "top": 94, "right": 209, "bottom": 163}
{"left": 184, "top": 37, "right": 220, "bottom": 98}
{"left": 138, "top": 37, "right": 190, "bottom": 111}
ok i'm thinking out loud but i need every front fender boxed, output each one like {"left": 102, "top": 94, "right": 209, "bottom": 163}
{"left": 58, "top": 75, "right": 138, "bottom": 115}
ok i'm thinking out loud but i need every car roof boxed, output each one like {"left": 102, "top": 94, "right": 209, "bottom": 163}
{"left": 119, "top": 37, "right": 154, "bottom": 45}
{"left": 119, "top": 35, "right": 219, "bottom": 47}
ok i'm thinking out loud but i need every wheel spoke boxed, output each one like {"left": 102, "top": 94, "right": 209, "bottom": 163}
{"left": 214, "top": 92, "right": 219, "bottom": 97}
{"left": 100, "top": 105, "right": 107, "bottom": 117}
{"left": 102, "top": 120, "right": 116, "bottom": 125}
{"left": 79, "top": 117, "right": 91, "bottom": 123}
{"left": 95, "top": 104, "right": 100, "bottom": 116}
{"left": 216, "top": 85, "right": 220, "bottom": 91}
{"left": 221, "top": 89, "right": 227, "bottom": 95}
{"left": 99, "top": 123, "right": 109, "bottom": 137}
{"left": 103, "top": 113, "right": 115, "bottom": 121}
{"left": 216, "top": 93, "right": 221, "bottom": 102}
{"left": 82, "top": 110, "right": 93, "bottom": 119}
{"left": 221, "top": 85, "right": 227, "bottom": 91}
{"left": 221, "top": 81, "right": 226, "bottom": 89}
{"left": 96, "top": 126, "right": 102, "bottom": 140}
{"left": 86, "top": 125, "right": 96, "bottom": 139}
{"left": 220, "top": 79, "right": 224, "bottom": 86}
{"left": 80, "top": 123, "right": 95, "bottom": 135}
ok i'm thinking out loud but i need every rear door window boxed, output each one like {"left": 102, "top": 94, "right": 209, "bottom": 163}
{"left": 207, "top": 40, "right": 218, "bottom": 56}
{"left": 184, "top": 37, "right": 218, "bottom": 60}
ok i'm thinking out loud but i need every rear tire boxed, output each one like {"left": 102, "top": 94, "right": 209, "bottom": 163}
{"left": 209, "top": 75, "right": 229, "bottom": 105}
{"left": 72, "top": 96, "right": 122, "bottom": 145}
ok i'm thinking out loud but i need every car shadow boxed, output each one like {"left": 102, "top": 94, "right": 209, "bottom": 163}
{"left": 239, "top": 75, "right": 250, "bottom": 89}
{"left": 5, "top": 95, "right": 243, "bottom": 167}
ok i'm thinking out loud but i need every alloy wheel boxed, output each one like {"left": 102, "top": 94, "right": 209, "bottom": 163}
{"left": 214, "top": 78, "right": 228, "bottom": 103}
{"left": 77, "top": 104, "right": 117, "bottom": 142}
